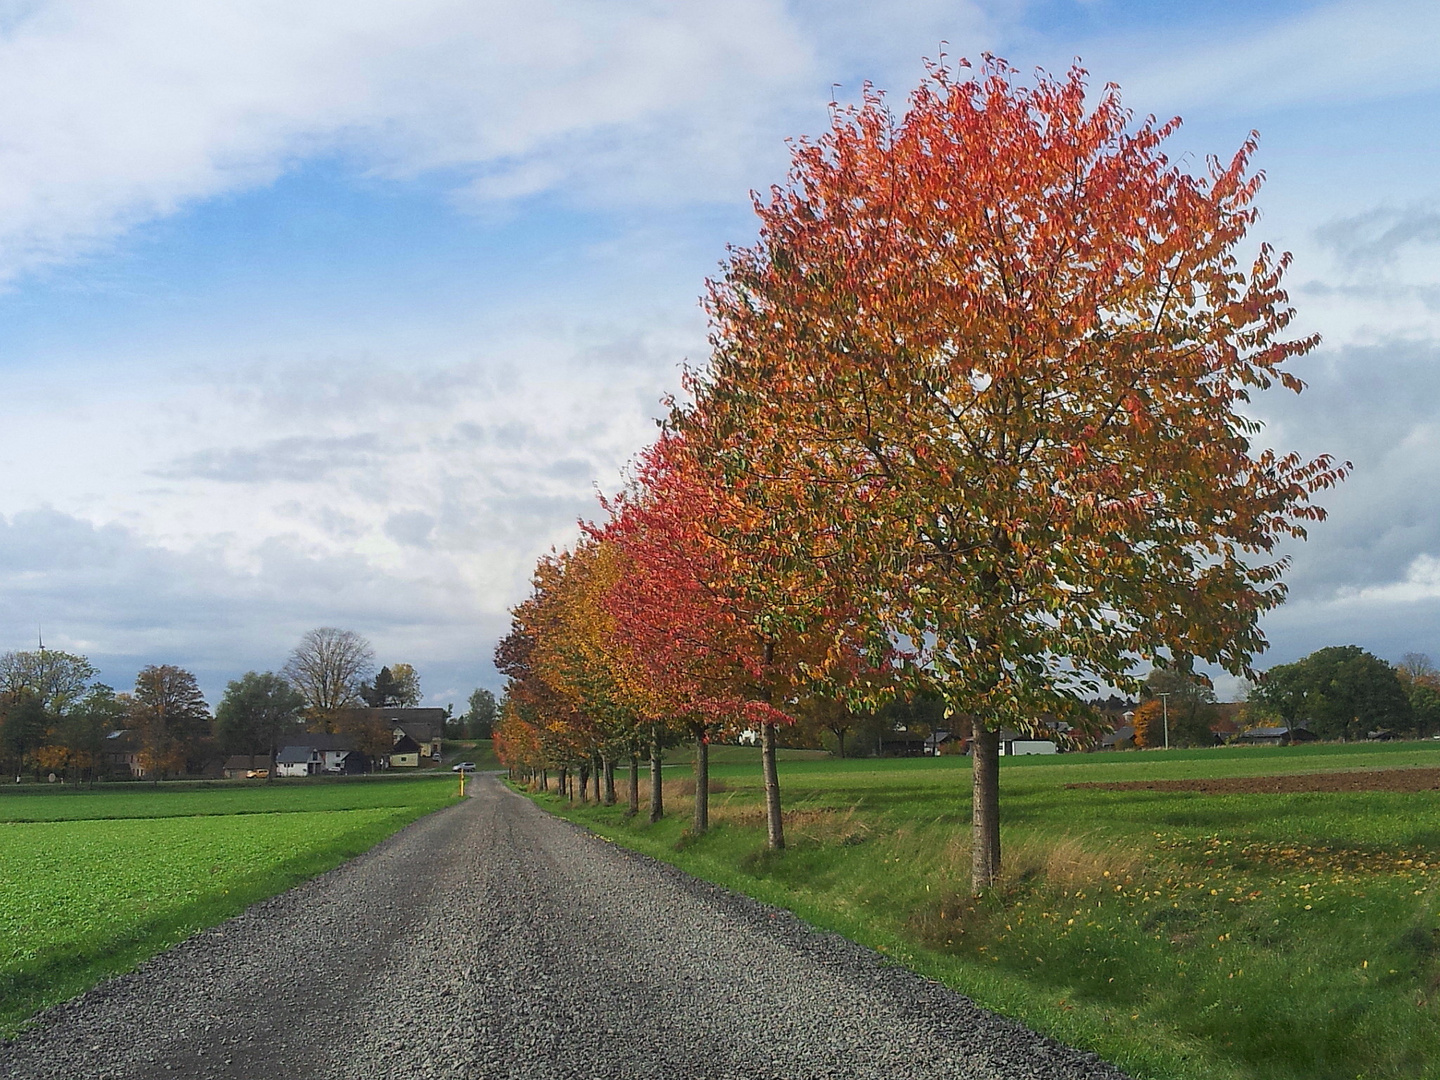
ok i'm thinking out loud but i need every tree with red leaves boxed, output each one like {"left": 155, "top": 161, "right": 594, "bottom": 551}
{"left": 687, "top": 58, "right": 1346, "bottom": 891}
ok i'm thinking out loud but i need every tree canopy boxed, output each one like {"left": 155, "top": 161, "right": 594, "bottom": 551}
{"left": 1253, "top": 646, "right": 1413, "bottom": 740}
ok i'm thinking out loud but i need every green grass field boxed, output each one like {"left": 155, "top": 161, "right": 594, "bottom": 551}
{"left": 440, "top": 737, "right": 502, "bottom": 770}
{"left": 529, "top": 742, "right": 1440, "bottom": 1080}
{"left": 0, "top": 776, "right": 459, "bottom": 1036}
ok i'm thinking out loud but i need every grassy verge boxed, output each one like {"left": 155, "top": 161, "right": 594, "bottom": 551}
{"left": 0, "top": 776, "right": 458, "bottom": 1036}
{"left": 525, "top": 742, "right": 1440, "bottom": 1080}
{"left": 440, "top": 738, "right": 502, "bottom": 770}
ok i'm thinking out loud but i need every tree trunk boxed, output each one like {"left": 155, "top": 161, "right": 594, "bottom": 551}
{"left": 578, "top": 761, "right": 590, "bottom": 804}
{"left": 628, "top": 753, "right": 640, "bottom": 815}
{"left": 603, "top": 757, "right": 616, "bottom": 805}
{"left": 541, "top": 768, "right": 548, "bottom": 793}
{"left": 649, "top": 725, "right": 664, "bottom": 823}
{"left": 761, "top": 721, "right": 784, "bottom": 850}
{"left": 834, "top": 727, "right": 845, "bottom": 759}
{"left": 692, "top": 725, "right": 709, "bottom": 834}
{"left": 970, "top": 717, "right": 1001, "bottom": 893}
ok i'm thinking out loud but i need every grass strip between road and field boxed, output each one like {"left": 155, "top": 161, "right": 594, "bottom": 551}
{"left": 0, "top": 776, "right": 461, "bottom": 1037}
{"left": 522, "top": 742, "right": 1440, "bottom": 1080}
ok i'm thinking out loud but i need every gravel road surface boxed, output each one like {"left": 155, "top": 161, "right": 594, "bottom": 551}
{"left": 1, "top": 776, "right": 1128, "bottom": 1080}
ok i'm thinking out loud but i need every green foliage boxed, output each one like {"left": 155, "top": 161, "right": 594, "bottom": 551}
{"left": 0, "top": 693, "right": 47, "bottom": 774}
{"left": 1409, "top": 683, "right": 1440, "bottom": 735}
{"left": 464, "top": 688, "right": 498, "bottom": 739}
{"left": 535, "top": 742, "right": 1440, "bottom": 1080}
{"left": 1255, "top": 646, "right": 1413, "bottom": 739}
{"left": 215, "top": 671, "right": 305, "bottom": 757}
{"left": 0, "top": 650, "right": 99, "bottom": 715}
{"left": 0, "top": 777, "right": 456, "bottom": 1034}
{"left": 360, "top": 664, "right": 424, "bottom": 708}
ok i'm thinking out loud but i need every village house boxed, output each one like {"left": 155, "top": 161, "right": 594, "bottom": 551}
{"left": 103, "top": 729, "right": 144, "bottom": 778}
{"left": 388, "top": 733, "right": 421, "bottom": 768}
{"left": 334, "top": 707, "right": 446, "bottom": 761}
{"left": 274, "top": 734, "right": 369, "bottom": 776}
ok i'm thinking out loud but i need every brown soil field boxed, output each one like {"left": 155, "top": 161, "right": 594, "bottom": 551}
{"left": 1069, "top": 767, "right": 1440, "bottom": 795}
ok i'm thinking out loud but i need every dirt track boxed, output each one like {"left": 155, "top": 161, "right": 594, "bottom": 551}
{"left": 1069, "top": 766, "right": 1440, "bottom": 795}
{"left": 1, "top": 775, "right": 1125, "bottom": 1080}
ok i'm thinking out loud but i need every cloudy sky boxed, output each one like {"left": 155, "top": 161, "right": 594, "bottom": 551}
{"left": 0, "top": 0, "right": 1436, "bottom": 707}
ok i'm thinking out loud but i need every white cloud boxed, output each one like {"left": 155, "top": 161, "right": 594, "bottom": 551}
{"left": 0, "top": 315, "right": 689, "bottom": 691}
{"left": 1121, "top": 0, "right": 1440, "bottom": 115}
{"left": 0, "top": 0, "right": 833, "bottom": 279}
{"left": 1344, "top": 554, "right": 1440, "bottom": 605}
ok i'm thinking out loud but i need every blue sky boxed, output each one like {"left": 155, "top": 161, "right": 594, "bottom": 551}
{"left": 0, "top": 0, "right": 1437, "bottom": 707}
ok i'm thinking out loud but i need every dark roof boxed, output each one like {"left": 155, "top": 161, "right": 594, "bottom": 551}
{"left": 376, "top": 707, "right": 446, "bottom": 722}
{"left": 334, "top": 707, "right": 444, "bottom": 741}
{"left": 1239, "top": 726, "right": 1290, "bottom": 739}
{"left": 276, "top": 745, "right": 317, "bottom": 765}
{"left": 390, "top": 734, "right": 422, "bottom": 754}
{"left": 223, "top": 755, "right": 269, "bottom": 771}
{"left": 304, "top": 733, "right": 355, "bottom": 752}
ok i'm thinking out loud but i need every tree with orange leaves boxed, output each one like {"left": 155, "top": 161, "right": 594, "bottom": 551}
{"left": 604, "top": 434, "right": 889, "bottom": 845}
{"left": 686, "top": 58, "right": 1345, "bottom": 891}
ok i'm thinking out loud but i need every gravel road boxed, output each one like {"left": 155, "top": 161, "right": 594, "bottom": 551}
{"left": 1, "top": 776, "right": 1128, "bottom": 1080}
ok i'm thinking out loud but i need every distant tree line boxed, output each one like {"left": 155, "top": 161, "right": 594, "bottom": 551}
{"left": 0, "top": 626, "right": 503, "bottom": 782}
{"left": 1247, "top": 646, "right": 1439, "bottom": 740}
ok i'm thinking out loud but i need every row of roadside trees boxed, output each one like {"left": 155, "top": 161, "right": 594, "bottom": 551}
{"left": 492, "top": 58, "right": 1346, "bottom": 893}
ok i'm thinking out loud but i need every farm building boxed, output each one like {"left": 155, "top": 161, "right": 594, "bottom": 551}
{"left": 221, "top": 755, "right": 270, "bottom": 779}
{"left": 924, "top": 730, "right": 959, "bottom": 755}
{"left": 333, "top": 707, "right": 446, "bottom": 760}
{"left": 1099, "top": 724, "right": 1137, "bottom": 751}
{"left": 388, "top": 734, "right": 421, "bottom": 768}
{"left": 998, "top": 729, "right": 1059, "bottom": 756}
{"left": 1235, "top": 723, "right": 1319, "bottom": 746}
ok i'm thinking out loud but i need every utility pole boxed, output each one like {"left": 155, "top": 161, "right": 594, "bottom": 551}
{"left": 1158, "top": 693, "right": 1170, "bottom": 750}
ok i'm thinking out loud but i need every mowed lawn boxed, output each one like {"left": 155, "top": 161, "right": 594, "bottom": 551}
{"left": 0, "top": 777, "right": 459, "bottom": 1035}
{"left": 534, "top": 742, "right": 1440, "bottom": 1080}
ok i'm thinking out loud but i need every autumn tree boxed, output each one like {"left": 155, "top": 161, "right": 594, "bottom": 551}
{"left": 284, "top": 627, "right": 375, "bottom": 730}
{"left": 1397, "top": 653, "right": 1440, "bottom": 734}
{"left": 495, "top": 554, "right": 602, "bottom": 802}
{"left": 603, "top": 436, "right": 886, "bottom": 843}
{"left": 792, "top": 695, "right": 858, "bottom": 758}
{"left": 0, "top": 649, "right": 102, "bottom": 780}
{"left": 688, "top": 59, "right": 1344, "bottom": 890}
{"left": 388, "top": 663, "right": 422, "bottom": 707}
{"left": 362, "top": 663, "right": 423, "bottom": 708}
{"left": 1141, "top": 668, "right": 1218, "bottom": 747}
{"left": 131, "top": 664, "right": 212, "bottom": 780}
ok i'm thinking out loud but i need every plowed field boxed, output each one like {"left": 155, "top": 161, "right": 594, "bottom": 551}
{"left": 1069, "top": 766, "right": 1440, "bottom": 794}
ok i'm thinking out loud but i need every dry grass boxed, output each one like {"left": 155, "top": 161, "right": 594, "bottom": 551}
{"left": 1001, "top": 832, "right": 1147, "bottom": 890}
{"left": 910, "top": 831, "right": 1149, "bottom": 949}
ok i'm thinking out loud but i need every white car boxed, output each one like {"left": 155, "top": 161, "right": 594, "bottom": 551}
{"left": 452, "top": 762, "right": 477, "bottom": 772}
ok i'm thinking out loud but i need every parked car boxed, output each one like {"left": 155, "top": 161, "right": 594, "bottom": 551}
{"left": 452, "top": 762, "right": 476, "bottom": 772}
